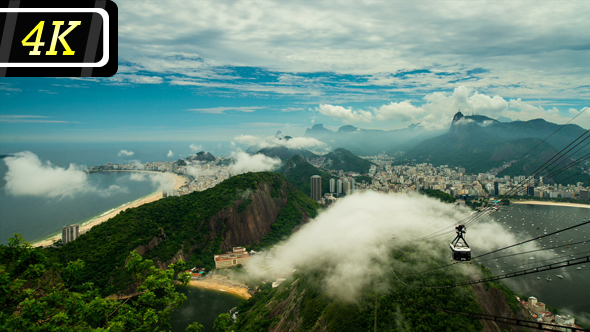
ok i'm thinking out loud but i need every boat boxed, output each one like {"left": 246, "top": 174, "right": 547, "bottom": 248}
{"left": 546, "top": 278, "right": 552, "bottom": 281}
{"left": 557, "top": 275, "right": 563, "bottom": 279}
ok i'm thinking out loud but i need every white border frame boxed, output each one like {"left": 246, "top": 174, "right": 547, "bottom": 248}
{"left": 0, "top": 8, "right": 109, "bottom": 67}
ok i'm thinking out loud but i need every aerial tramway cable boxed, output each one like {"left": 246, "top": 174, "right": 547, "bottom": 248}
{"left": 396, "top": 299, "right": 590, "bottom": 332}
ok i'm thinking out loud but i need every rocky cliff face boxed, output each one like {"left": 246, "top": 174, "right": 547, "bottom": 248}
{"left": 211, "top": 181, "right": 289, "bottom": 253}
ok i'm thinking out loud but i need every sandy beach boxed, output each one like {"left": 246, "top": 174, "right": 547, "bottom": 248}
{"left": 512, "top": 200, "right": 590, "bottom": 209}
{"left": 188, "top": 276, "right": 251, "bottom": 299}
{"left": 32, "top": 171, "right": 186, "bottom": 248}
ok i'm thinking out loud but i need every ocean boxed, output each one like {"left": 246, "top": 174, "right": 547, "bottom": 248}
{"left": 0, "top": 141, "right": 234, "bottom": 244}
{"left": 484, "top": 204, "right": 590, "bottom": 318}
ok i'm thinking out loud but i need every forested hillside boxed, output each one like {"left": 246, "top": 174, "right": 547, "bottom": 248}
{"left": 233, "top": 248, "right": 528, "bottom": 332}
{"left": 45, "top": 172, "right": 321, "bottom": 297}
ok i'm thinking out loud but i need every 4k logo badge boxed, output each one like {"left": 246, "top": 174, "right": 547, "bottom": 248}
{"left": 0, "top": 0, "right": 117, "bottom": 77}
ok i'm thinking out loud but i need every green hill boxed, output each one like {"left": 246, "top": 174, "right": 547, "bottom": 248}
{"left": 44, "top": 172, "right": 321, "bottom": 296}
{"left": 323, "top": 148, "right": 375, "bottom": 173}
{"left": 233, "top": 247, "right": 527, "bottom": 332}
{"left": 256, "top": 146, "right": 318, "bottom": 161}
{"left": 278, "top": 155, "right": 336, "bottom": 197}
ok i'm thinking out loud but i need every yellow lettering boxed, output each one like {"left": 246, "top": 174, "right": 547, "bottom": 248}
{"left": 21, "top": 21, "right": 45, "bottom": 55}
{"left": 46, "top": 21, "right": 81, "bottom": 55}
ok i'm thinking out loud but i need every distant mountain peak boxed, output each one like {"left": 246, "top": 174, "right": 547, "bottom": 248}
{"left": 452, "top": 111, "right": 464, "bottom": 124}
{"left": 337, "top": 125, "right": 358, "bottom": 133}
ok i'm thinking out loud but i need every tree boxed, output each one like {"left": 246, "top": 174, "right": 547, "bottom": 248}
{"left": 0, "top": 234, "right": 192, "bottom": 331}
{"left": 213, "top": 313, "right": 231, "bottom": 332}
{"left": 186, "top": 322, "right": 205, "bottom": 332}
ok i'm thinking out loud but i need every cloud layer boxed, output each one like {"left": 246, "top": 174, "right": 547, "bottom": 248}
{"left": 243, "top": 191, "right": 537, "bottom": 302}
{"left": 229, "top": 151, "right": 282, "bottom": 175}
{"left": 234, "top": 134, "right": 327, "bottom": 151}
{"left": 319, "top": 86, "right": 590, "bottom": 130}
{"left": 118, "top": 149, "right": 134, "bottom": 157}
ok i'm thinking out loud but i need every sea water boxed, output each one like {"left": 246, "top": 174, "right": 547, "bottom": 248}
{"left": 170, "top": 286, "right": 243, "bottom": 332}
{"left": 483, "top": 204, "right": 590, "bottom": 317}
{"left": 0, "top": 171, "right": 159, "bottom": 244}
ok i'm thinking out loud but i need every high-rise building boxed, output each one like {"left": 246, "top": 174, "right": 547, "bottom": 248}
{"left": 62, "top": 224, "right": 79, "bottom": 244}
{"left": 310, "top": 175, "right": 322, "bottom": 201}
{"left": 350, "top": 178, "right": 356, "bottom": 193}
{"left": 527, "top": 186, "right": 534, "bottom": 197}
{"left": 342, "top": 178, "right": 349, "bottom": 195}
{"left": 329, "top": 178, "right": 336, "bottom": 193}
{"left": 494, "top": 181, "right": 499, "bottom": 196}
{"left": 580, "top": 190, "right": 589, "bottom": 201}
{"left": 337, "top": 179, "right": 343, "bottom": 195}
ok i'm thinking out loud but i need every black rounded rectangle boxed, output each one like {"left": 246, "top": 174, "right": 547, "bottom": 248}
{"left": 0, "top": 0, "right": 118, "bottom": 77}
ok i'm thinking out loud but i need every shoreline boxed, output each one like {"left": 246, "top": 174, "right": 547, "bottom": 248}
{"left": 31, "top": 171, "right": 187, "bottom": 247}
{"left": 188, "top": 278, "right": 251, "bottom": 299}
{"left": 512, "top": 200, "right": 590, "bottom": 209}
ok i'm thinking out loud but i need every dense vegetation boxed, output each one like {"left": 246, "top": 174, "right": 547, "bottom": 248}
{"left": 0, "top": 235, "right": 190, "bottom": 331}
{"left": 44, "top": 172, "right": 320, "bottom": 296}
{"left": 278, "top": 155, "right": 336, "bottom": 196}
{"left": 323, "top": 148, "right": 375, "bottom": 173}
{"left": 420, "top": 189, "right": 456, "bottom": 203}
{"left": 233, "top": 247, "right": 489, "bottom": 332}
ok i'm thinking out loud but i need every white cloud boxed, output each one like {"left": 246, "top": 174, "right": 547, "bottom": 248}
{"left": 229, "top": 151, "right": 282, "bottom": 175}
{"left": 189, "top": 144, "right": 203, "bottom": 152}
{"left": 110, "top": 1, "right": 589, "bottom": 99}
{"left": 118, "top": 149, "right": 134, "bottom": 157}
{"left": 234, "top": 134, "right": 327, "bottom": 151}
{"left": 167, "top": 150, "right": 174, "bottom": 157}
{"left": 0, "top": 115, "right": 73, "bottom": 124}
{"left": 186, "top": 106, "right": 265, "bottom": 114}
{"left": 374, "top": 101, "right": 425, "bottom": 122}
{"left": 2, "top": 152, "right": 126, "bottom": 198}
{"left": 128, "top": 172, "right": 176, "bottom": 192}
{"left": 243, "top": 191, "right": 528, "bottom": 302}
{"left": 317, "top": 104, "right": 373, "bottom": 124}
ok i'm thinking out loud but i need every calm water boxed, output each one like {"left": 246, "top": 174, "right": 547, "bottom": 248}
{"left": 170, "top": 286, "right": 243, "bottom": 332}
{"left": 0, "top": 141, "right": 234, "bottom": 244}
{"left": 0, "top": 171, "right": 158, "bottom": 244}
{"left": 482, "top": 204, "right": 590, "bottom": 316}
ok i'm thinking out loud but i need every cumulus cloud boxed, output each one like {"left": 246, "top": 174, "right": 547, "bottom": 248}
{"left": 229, "top": 151, "right": 282, "bottom": 175}
{"left": 118, "top": 149, "right": 134, "bottom": 157}
{"left": 234, "top": 134, "right": 327, "bottom": 151}
{"left": 242, "top": 191, "right": 534, "bottom": 302}
{"left": 317, "top": 104, "right": 373, "bottom": 124}
{"left": 3, "top": 152, "right": 126, "bottom": 198}
{"left": 167, "top": 150, "right": 174, "bottom": 157}
{"left": 129, "top": 172, "right": 176, "bottom": 192}
{"left": 189, "top": 144, "right": 203, "bottom": 152}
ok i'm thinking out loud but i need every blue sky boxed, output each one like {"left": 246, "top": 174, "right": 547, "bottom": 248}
{"left": 1, "top": 0, "right": 590, "bottom": 144}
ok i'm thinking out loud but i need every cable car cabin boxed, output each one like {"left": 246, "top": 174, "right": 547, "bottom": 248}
{"left": 450, "top": 224, "right": 471, "bottom": 262}
{"left": 450, "top": 241, "right": 471, "bottom": 261}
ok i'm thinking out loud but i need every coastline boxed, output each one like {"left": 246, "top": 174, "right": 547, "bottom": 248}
{"left": 31, "top": 171, "right": 187, "bottom": 248}
{"left": 188, "top": 277, "right": 251, "bottom": 299}
{"left": 512, "top": 200, "right": 590, "bottom": 209}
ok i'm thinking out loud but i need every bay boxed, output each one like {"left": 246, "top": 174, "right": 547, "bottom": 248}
{"left": 170, "top": 286, "right": 243, "bottom": 332}
{"left": 483, "top": 204, "right": 590, "bottom": 318}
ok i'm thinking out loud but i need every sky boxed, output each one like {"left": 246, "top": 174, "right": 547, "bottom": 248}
{"left": 1, "top": 0, "right": 590, "bottom": 144}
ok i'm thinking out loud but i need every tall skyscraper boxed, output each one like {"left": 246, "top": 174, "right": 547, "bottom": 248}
{"left": 337, "top": 179, "right": 343, "bottom": 195}
{"left": 342, "top": 178, "right": 349, "bottom": 195}
{"left": 494, "top": 181, "right": 499, "bottom": 196}
{"left": 62, "top": 224, "right": 79, "bottom": 244}
{"left": 329, "top": 178, "right": 336, "bottom": 193}
{"left": 350, "top": 178, "right": 355, "bottom": 193}
{"left": 527, "top": 186, "right": 534, "bottom": 197}
{"left": 310, "top": 175, "right": 322, "bottom": 201}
